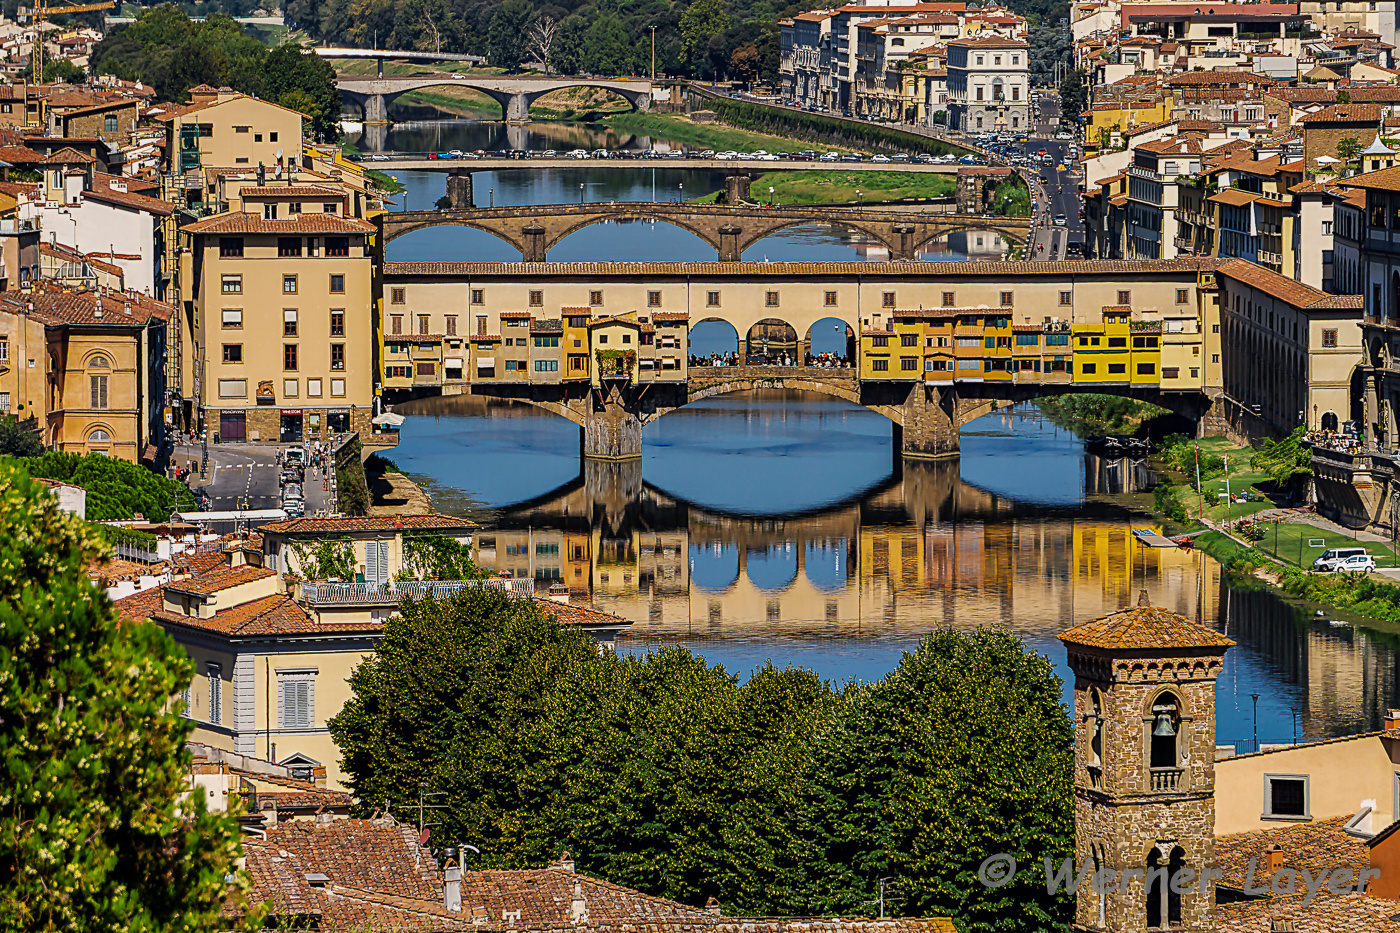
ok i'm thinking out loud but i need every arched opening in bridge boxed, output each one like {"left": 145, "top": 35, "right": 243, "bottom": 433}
{"left": 689, "top": 542, "right": 740, "bottom": 593}
{"left": 551, "top": 216, "right": 716, "bottom": 262}
{"left": 747, "top": 544, "right": 799, "bottom": 592}
{"left": 804, "top": 540, "right": 848, "bottom": 591}
{"left": 949, "top": 229, "right": 1012, "bottom": 259}
{"left": 746, "top": 319, "right": 799, "bottom": 365}
{"left": 526, "top": 86, "right": 640, "bottom": 120}
{"left": 689, "top": 318, "right": 740, "bottom": 363}
{"left": 805, "top": 317, "right": 855, "bottom": 365}
{"left": 740, "top": 223, "right": 893, "bottom": 262}
{"left": 387, "top": 224, "right": 525, "bottom": 263}
{"left": 383, "top": 86, "right": 510, "bottom": 123}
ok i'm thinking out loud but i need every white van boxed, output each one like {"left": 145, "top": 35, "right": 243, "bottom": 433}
{"left": 1313, "top": 547, "right": 1369, "bottom": 572}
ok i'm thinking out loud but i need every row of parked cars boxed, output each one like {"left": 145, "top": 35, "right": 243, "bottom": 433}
{"left": 351, "top": 148, "right": 985, "bottom": 164}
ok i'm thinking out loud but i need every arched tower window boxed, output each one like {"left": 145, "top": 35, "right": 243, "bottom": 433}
{"left": 1150, "top": 693, "right": 1180, "bottom": 770}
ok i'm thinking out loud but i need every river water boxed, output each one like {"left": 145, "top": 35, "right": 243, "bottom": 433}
{"left": 378, "top": 118, "right": 1400, "bottom": 748}
{"left": 372, "top": 121, "right": 1001, "bottom": 265}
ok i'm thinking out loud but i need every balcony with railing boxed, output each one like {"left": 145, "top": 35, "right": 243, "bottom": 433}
{"left": 1149, "top": 768, "right": 1183, "bottom": 792}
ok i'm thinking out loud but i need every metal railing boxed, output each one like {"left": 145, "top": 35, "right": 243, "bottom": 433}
{"left": 300, "top": 577, "right": 535, "bottom": 605}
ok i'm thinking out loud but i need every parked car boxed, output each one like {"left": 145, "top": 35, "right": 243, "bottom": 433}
{"left": 566, "top": 149, "right": 589, "bottom": 159}
{"left": 451, "top": 73, "right": 467, "bottom": 79}
{"left": 1314, "top": 547, "right": 1370, "bottom": 572}
{"left": 819, "top": 152, "right": 839, "bottom": 162}
{"left": 366, "top": 153, "right": 390, "bottom": 162}
{"left": 890, "top": 153, "right": 910, "bottom": 163}
{"left": 871, "top": 154, "right": 891, "bottom": 163}
{"left": 1332, "top": 554, "right": 1377, "bottom": 573}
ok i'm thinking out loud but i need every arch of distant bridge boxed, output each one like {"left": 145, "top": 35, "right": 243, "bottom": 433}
{"left": 379, "top": 204, "right": 1032, "bottom": 262}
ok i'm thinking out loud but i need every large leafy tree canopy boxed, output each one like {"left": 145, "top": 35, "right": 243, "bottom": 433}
{"left": 91, "top": 5, "right": 341, "bottom": 140}
{"left": 0, "top": 460, "right": 243, "bottom": 930}
{"left": 19, "top": 451, "right": 195, "bottom": 520}
{"left": 330, "top": 592, "right": 1074, "bottom": 932}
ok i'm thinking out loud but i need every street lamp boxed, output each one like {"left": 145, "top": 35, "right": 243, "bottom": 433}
{"left": 579, "top": 182, "right": 585, "bottom": 204}
{"left": 856, "top": 188, "right": 863, "bottom": 207}
{"left": 490, "top": 187, "right": 494, "bottom": 209}
{"left": 769, "top": 185, "right": 774, "bottom": 205}
{"left": 678, "top": 182, "right": 684, "bottom": 202}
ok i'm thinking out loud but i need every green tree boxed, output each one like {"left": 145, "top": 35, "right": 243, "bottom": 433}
{"left": 581, "top": 13, "right": 633, "bottom": 76}
{"left": 1338, "top": 136, "right": 1362, "bottom": 163}
{"left": 1336, "top": 89, "right": 1351, "bottom": 103}
{"left": 42, "top": 59, "right": 85, "bottom": 83}
{"left": 679, "top": 0, "right": 729, "bottom": 67}
{"left": 0, "top": 416, "right": 42, "bottom": 457}
{"left": 799, "top": 628, "right": 1074, "bottom": 933}
{"left": 264, "top": 44, "right": 342, "bottom": 142}
{"left": 488, "top": 0, "right": 534, "bottom": 72}
{"left": 550, "top": 13, "right": 588, "bottom": 75}
{"left": 1251, "top": 426, "right": 1313, "bottom": 488}
{"left": 329, "top": 588, "right": 836, "bottom": 913}
{"left": 1058, "top": 67, "right": 1086, "bottom": 121}
{"left": 730, "top": 42, "right": 759, "bottom": 85}
{"left": 0, "top": 460, "right": 243, "bottom": 930}
{"left": 20, "top": 451, "right": 195, "bottom": 520}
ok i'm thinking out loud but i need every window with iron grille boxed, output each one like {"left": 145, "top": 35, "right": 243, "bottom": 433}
{"left": 942, "top": 291, "right": 955, "bottom": 307}
{"left": 1000, "top": 291, "right": 1013, "bottom": 306}
{"left": 529, "top": 291, "right": 543, "bottom": 307}
{"left": 883, "top": 291, "right": 896, "bottom": 308}
{"left": 765, "top": 291, "right": 779, "bottom": 307}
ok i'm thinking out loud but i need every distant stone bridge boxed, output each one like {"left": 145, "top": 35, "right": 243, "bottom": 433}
{"left": 337, "top": 75, "right": 653, "bottom": 124}
{"left": 377, "top": 202, "right": 1034, "bottom": 261}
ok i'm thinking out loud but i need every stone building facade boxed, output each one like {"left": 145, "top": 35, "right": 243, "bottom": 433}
{"left": 1060, "top": 598, "right": 1234, "bottom": 932}
{"left": 945, "top": 35, "right": 1030, "bottom": 133}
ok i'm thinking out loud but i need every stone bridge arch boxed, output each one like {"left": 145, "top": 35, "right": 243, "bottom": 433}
{"left": 687, "top": 378, "right": 873, "bottom": 415}
{"left": 384, "top": 216, "right": 529, "bottom": 254}
{"left": 546, "top": 211, "right": 723, "bottom": 255}
{"left": 734, "top": 217, "right": 903, "bottom": 258}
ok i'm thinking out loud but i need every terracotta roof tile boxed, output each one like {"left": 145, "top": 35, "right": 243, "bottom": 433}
{"left": 1298, "top": 104, "right": 1383, "bottom": 124}
{"left": 185, "top": 212, "right": 375, "bottom": 236}
{"left": 259, "top": 514, "right": 478, "bottom": 535}
{"left": 384, "top": 259, "right": 1221, "bottom": 277}
{"left": 533, "top": 598, "right": 631, "bottom": 629}
{"left": 165, "top": 563, "right": 276, "bottom": 597}
{"left": 1218, "top": 259, "right": 1365, "bottom": 310}
{"left": 1058, "top": 604, "right": 1235, "bottom": 651}
{"left": 1208, "top": 188, "right": 1262, "bottom": 207}
{"left": 112, "top": 586, "right": 167, "bottom": 622}
{"left": 237, "top": 185, "right": 345, "bottom": 199}
{"left": 1215, "top": 816, "right": 1369, "bottom": 891}
{"left": 83, "top": 184, "right": 175, "bottom": 216}
{"left": 154, "top": 593, "right": 371, "bottom": 636}
{"left": 1214, "top": 892, "right": 1400, "bottom": 931}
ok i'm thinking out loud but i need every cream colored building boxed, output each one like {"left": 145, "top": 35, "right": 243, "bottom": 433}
{"left": 183, "top": 209, "right": 376, "bottom": 444}
{"left": 160, "top": 87, "right": 306, "bottom": 209}
{"left": 1217, "top": 259, "right": 1363, "bottom": 434}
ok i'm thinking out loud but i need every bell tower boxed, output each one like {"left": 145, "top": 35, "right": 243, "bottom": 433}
{"left": 1058, "top": 592, "right": 1234, "bottom": 932}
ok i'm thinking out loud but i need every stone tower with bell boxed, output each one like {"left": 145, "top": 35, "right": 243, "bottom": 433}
{"left": 1058, "top": 592, "right": 1234, "bottom": 932}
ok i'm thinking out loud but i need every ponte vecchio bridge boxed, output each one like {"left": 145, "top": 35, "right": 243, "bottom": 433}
{"left": 379, "top": 203, "right": 1034, "bottom": 262}
{"left": 379, "top": 258, "right": 1261, "bottom": 463}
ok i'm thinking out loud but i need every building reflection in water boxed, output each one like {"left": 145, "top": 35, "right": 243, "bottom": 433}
{"left": 479, "top": 454, "right": 1218, "bottom": 637}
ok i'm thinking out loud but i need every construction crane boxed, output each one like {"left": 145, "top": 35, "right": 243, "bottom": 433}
{"left": 27, "top": 0, "right": 114, "bottom": 84}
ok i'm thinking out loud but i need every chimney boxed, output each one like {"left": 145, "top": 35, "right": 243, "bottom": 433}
{"left": 548, "top": 851, "right": 575, "bottom": 872}
{"left": 704, "top": 897, "right": 723, "bottom": 916}
{"left": 569, "top": 880, "right": 588, "bottom": 925}
{"left": 1265, "top": 844, "right": 1285, "bottom": 875}
{"left": 257, "top": 162, "right": 265, "bottom": 186}
{"left": 1138, "top": 589, "right": 1150, "bottom": 607}
{"left": 1385, "top": 709, "right": 1400, "bottom": 731}
{"left": 444, "top": 865, "right": 462, "bottom": 912}
{"left": 547, "top": 582, "right": 570, "bottom": 604}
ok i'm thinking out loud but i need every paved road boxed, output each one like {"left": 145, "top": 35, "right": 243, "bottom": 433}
{"left": 174, "top": 443, "right": 337, "bottom": 517}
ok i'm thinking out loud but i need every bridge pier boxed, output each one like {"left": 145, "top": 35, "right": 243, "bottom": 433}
{"left": 894, "top": 383, "right": 961, "bottom": 459}
{"left": 892, "top": 224, "right": 918, "bottom": 261}
{"left": 726, "top": 174, "right": 752, "bottom": 204}
{"left": 364, "top": 94, "right": 389, "bottom": 125}
{"left": 522, "top": 224, "right": 547, "bottom": 262}
{"left": 718, "top": 224, "right": 742, "bottom": 262}
{"left": 581, "top": 398, "right": 644, "bottom": 460}
{"left": 446, "top": 171, "right": 474, "bottom": 209}
{"left": 506, "top": 93, "right": 531, "bottom": 124}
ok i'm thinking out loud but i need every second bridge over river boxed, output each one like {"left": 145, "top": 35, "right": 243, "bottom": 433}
{"left": 379, "top": 202, "right": 1034, "bottom": 263}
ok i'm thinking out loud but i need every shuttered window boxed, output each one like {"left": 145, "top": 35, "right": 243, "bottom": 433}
{"left": 207, "top": 663, "right": 222, "bottom": 724}
{"left": 278, "top": 673, "right": 314, "bottom": 729}
{"left": 364, "top": 540, "right": 389, "bottom": 585}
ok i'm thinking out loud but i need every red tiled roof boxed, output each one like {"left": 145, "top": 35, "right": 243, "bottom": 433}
{"left": 259, "top": 514, "right": 478, "bottom": 535}
{"left": 4, "top": 283, "right": 173, "bottom": 327}
{"left": 184, "top": 212, "right": 375, "bottom": 235}
{"left": 238, "top": 185, "right": 346, "bottom": 199}
{"left": 1218, "top": 259, "right": 1364, "bottom": 310}
{"left": 533, "top": 598, "right": 630, "bottom": 629}
{"left": 1298, "top": 104, "right": 1383, "bottom": 124}
{"left": 83, "top": 184, "right": 176, "bottom": 216}
{"left": 384, "top": 259, "right": 1222, "bottom": 277}
{"left": 112, "top": 586, "right": 167, "bottom": 623}
{"left": 155, "top": 593, "right": 375, "bottom": 636}
{"left": 165, "top": 563, "right": 276, "bottom": 597}
{"left": 1058, "top": 604, "right": 1235, "bottom": 651}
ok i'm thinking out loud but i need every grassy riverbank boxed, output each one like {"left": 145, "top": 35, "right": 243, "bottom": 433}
{"left": 602, "top": 111, "right": 847, "bottom": 155}
{"left": 693, "top": 170, "right": 956, "bottom": 205}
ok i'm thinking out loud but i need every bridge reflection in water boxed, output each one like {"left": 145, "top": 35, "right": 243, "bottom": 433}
{"left": 480, "top": 450, "right": 1214, "bottom": 638}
